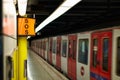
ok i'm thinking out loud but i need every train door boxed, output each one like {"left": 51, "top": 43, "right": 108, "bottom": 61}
{"left": 52, "top": 37, "right": 57, "bottom": 66}
{"left": 112, "top": 29, "right": 120, "bottom": 80}
{"left": 49, "top": 38, "right": 52, "bottom": 64}
{"left": 45, "top": 39, "right": 48, "bottom": 60}
{"left": 90, "top": 31, "right": 112, "bottom": 80}
{"left": 68, "top": 34, "right": 77, "bottom": 80}
{"left": 77, "top": 33, "right": 90, "bottom": 80}
{"left": 56, "top": 36, "right": 61, "bottom": 70}
{"left": 61, "top": 36, "right": 68, "bottom": 74}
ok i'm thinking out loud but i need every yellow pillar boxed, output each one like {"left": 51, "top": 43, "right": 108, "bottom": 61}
{"left": 18, "top": 37, "right": 27, "bottom": 80}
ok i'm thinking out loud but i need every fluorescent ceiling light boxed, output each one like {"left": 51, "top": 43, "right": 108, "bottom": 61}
{"left": 35, "top": 0, "right": 81, "bottom": 33}
{"left": 18, "top": 0, "right": 28, "bottom": 16}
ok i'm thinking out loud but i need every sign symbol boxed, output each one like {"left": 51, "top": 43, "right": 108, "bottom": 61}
{"left": 24, "top": 24, "right": 29, "bottom": 29}
{"left": 25, "top": 30, "right": 28, "bottom": 35}
{"left": 25, "top": 19, "right": 28, "bottom": 23}
{"left": 18, "top": 17, "right": 35, "bottom": 35}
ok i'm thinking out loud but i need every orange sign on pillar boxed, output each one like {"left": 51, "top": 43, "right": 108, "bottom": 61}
{"left": 18, "top": 17, "right": 35, "bottom": 36}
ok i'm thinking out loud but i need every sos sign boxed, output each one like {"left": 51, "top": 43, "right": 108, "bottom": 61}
{"left": 18, "top": 17, "right": 35, "bottom": 36}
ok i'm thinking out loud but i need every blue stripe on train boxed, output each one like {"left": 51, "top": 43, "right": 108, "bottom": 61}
{"left": 90, "top": 72, "right": 108, "bottom": 80}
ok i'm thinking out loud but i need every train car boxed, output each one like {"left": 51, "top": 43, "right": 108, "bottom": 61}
{"left": 36, "top": 40, "right": 38, "bottom": 54}
{"left": 37, "top": 40, "right": 40, "bottom": 56}
{"left": 61, "top": 35, "right": 68, "bottom": 75}
{"left": 76, "top": 32, "right": 91, "bottom": 80}
{"left": 48, "top": 37, "right": 53, "bottom": 64}
{"left": 52, "top": 37, "right": 57, "bottom": 66}
{"left": 90, "top": 28, "right": 120, "bottom": 80}
{"left": 39, "top": 40, "right": 42, "bottom": 56}
{"left": 43, "top": 39, "right": 46, "bottom": 59}
{"left": 45, "top": 38, "right": 49, "bottom": 60}
{"left": 41, "top": 39, "right": 44, "bottom": 57}
{"left": 68, "top": 34, "right": 77, "bottom": 80}
{"left": 56, "top": 36, "right": 61, "bottom": 70}
{"left": 30, "top": 27, "right": 120, "bottom": 80}
{"left": 112, "top": 29, "right": 120, "bottom": 80}
{"left": 34, "top": 40, "right": 37, "bottom": 53}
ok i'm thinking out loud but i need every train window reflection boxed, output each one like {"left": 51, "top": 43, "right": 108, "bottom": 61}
{"left": 92, "top": 39, "right": 98, "bottom": 67}
{"left": 102, "top": 38, "right": 109, "bottom": 72}
{"left": 78, "top": 39, "right": 88, "bottom": 65}
{"left": 117, "top": 37, "right": 120, "bottom": 76}
{"left": 62, "top": 40, "right": 67, "bottom": 57}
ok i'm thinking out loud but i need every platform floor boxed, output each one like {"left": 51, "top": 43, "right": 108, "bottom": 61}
{"left": 27, "top": 49, "right": 68, "bottom": 80}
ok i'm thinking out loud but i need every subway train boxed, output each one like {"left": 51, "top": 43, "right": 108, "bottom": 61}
{"left": 31, "top": 27, "right": 120, "bottom": 80}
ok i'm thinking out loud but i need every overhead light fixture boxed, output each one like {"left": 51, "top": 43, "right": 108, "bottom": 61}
{"left": 35, "top": 0, "right": 81, "bottom": 33}
{"left": 18, "top": 0, "right": 28, "bottom": 16}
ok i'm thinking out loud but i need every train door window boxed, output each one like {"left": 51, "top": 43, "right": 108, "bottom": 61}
{"left": 52, "top": 40, "right": 56, "bottom": 53}
{"left": 78, "top": 39, "right": 88, "bottom": 65}
{"left": 92, "top": 39, "right": 98, "bottom": 67}
{"left": 68, "top": 40, "right": 71, "bottom": 58}
{"left": 62, "top": 40, "right": 67, "bottom": 57}
{"left": 72, "top": 40, "right": 76, "bottom": 60}
{"left": 57, "top": 41, "right": 59, "bottom": 54}
{"left": 102, "top": 38, "right": 109, "bottom": 71}
{"left": 117, "top": 37, "right": 120, "bottom": 76}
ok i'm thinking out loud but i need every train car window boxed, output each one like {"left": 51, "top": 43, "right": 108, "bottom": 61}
{"left": 92, "top": 39, "right": 98, "bottom": 67}
{"left": 102, "top": 38, "right": 109, "bottom": 72}
{"left": 72, "top": 40, "right": 76, "bottom": 60}
{"left": 52, "top": 40, "right": 56, "bottom": 53}
{"left": 78, "top": 39, "right": 88, "bottom": 65}
{"left": 116, "top": 37, "right": 120, "bottom": 76}
{"left": 62, "top": 40, "right": 67, "bottom": 57}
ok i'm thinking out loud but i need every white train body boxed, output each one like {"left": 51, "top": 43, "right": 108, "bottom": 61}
{"left": 31, "top": 28, "right": 120, "bottom": 80}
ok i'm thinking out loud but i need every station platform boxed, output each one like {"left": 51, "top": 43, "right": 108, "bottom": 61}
{"left": 27, "top": 49, "right": 69, "bottom": 80}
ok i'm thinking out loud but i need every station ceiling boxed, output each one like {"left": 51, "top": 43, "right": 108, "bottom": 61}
{"left": 26, "top": 0, "right": 120, "bottom": 40}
